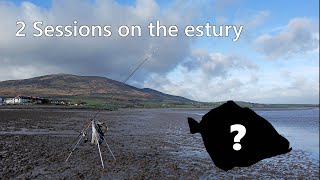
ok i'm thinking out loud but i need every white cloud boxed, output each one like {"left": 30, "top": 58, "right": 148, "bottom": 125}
{"left": 245, "top": 64, "right": 319, "bottom": 104}
{"left": 183, "top": 48, "right": 257, "bottom": 78}
{"left": 0, "top": 0, "right": 195, "bottom": 81}
{"left": 143, "top": 46, "right": 319, "bottom": 104}
{"left": 254, "top": 17, "right": 319, "bottom": 59}
{"left": 144, "top": 48, "right": 258, "bottom": 102}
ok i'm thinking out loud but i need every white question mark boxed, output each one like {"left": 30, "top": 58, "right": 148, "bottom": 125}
{"left": 230, "top": 124, "right": 246, "bottom": 151}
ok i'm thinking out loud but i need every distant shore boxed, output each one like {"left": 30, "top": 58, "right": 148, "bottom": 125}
{"left": 0, "top": 103, "right": 318, "bottom": 111}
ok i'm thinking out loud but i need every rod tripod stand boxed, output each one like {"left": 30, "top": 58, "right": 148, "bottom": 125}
{"left": 65, "top": 119, "right": 116, "bottom": 168}
{"left": 64, "top": 48, "right": 158, "bottom": 168}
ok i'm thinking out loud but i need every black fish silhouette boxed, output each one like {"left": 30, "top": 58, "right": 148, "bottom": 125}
{"left": 188, "top": 100, "right": 292, "bottom": 171}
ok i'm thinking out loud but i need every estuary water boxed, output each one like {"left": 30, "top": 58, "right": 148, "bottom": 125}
{"left": 188, "top": 108, "right": 319, "bottom": 161}
{"left": 255, "top": 108, "right": 319, "bottom": 160}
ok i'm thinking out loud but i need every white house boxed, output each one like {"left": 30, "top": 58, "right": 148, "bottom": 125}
{"left": 5, "top": 98, "right": 16, "bottom": 104}
{"left": 5, "top": 96, "right": 30, "bottom": 104}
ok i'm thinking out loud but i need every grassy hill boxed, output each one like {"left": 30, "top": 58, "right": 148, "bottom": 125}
{"left": 0, "top": 74, "right": 318, "bottom": 109}
{"left": 0, "top": 74, "right": 195, "bottom": 108}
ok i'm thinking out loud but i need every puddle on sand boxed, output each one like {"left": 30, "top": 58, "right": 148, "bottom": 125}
{"left": 169, "top": 146, "right": 208, "bottom": 159}
{"left": 0, "top": 128, "right": 78, "bottom": 136}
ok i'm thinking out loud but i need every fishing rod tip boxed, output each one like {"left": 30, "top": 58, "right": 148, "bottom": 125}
{"left": 153, "top": 48, "right": 159, "bottom": 53}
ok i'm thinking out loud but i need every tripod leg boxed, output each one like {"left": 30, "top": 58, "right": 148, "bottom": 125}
{"left": 102, "top": 136, "right": 116, "bottom": 161}
{"left": 96, "top": 136, "right": 105, "bottom": 168}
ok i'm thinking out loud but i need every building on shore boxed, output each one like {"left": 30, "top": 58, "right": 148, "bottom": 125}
{"left": 2, "top": 95, "right": 68, "bottom": 105}
{"left": 4, "top": 96, "right": 31, "bottom": 104}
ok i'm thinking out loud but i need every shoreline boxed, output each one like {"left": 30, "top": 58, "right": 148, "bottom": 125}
{"left": 0, "top": 104, "right": 318, "bottom": 111}
{"left": 0, "top": 108, "right": 319, "bottom": 179}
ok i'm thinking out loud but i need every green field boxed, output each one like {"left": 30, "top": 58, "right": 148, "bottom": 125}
{"left": 48, "top": 96, "right": 319, "bottom": 109}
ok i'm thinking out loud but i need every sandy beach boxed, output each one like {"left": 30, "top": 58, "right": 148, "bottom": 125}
{"left": 0, "top": 108, "right": 319, "bottom": 179}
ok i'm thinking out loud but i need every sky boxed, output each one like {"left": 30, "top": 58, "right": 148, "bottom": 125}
{"left": 0, "top": 0, "right": 319, "bottom": 104}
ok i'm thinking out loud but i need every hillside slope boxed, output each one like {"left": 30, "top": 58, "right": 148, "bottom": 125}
{"left": 0, "top": 74, "right": 194, "bottom": 106}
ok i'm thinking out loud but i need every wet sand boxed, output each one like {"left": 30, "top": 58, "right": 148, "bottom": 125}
{"left": 0, "top": 108, "right": 319, "bottom": 179}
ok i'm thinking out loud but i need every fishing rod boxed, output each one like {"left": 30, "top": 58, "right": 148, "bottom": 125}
{"left": 92, "top": 48, "right": 158, "bottom": 120}
{"left": 66, "top": 48, "right": 158, "bottom": 163}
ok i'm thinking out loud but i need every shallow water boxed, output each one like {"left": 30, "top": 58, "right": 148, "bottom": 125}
{"left": 187, "top": 108, "right": 320, "bottom": 161}
{"left": 256, "top": 108, "right": 319, "bottom": 161}
{"left": 0, "top": 128, "right": 78, "bottom": 136}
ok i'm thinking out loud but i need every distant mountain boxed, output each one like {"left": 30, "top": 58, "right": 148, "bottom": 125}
{"left": 0, "top": 74, "right": 194, "bottom": 107}
{"left": 0, "top": 74, "right": 317, "bottom": 108}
